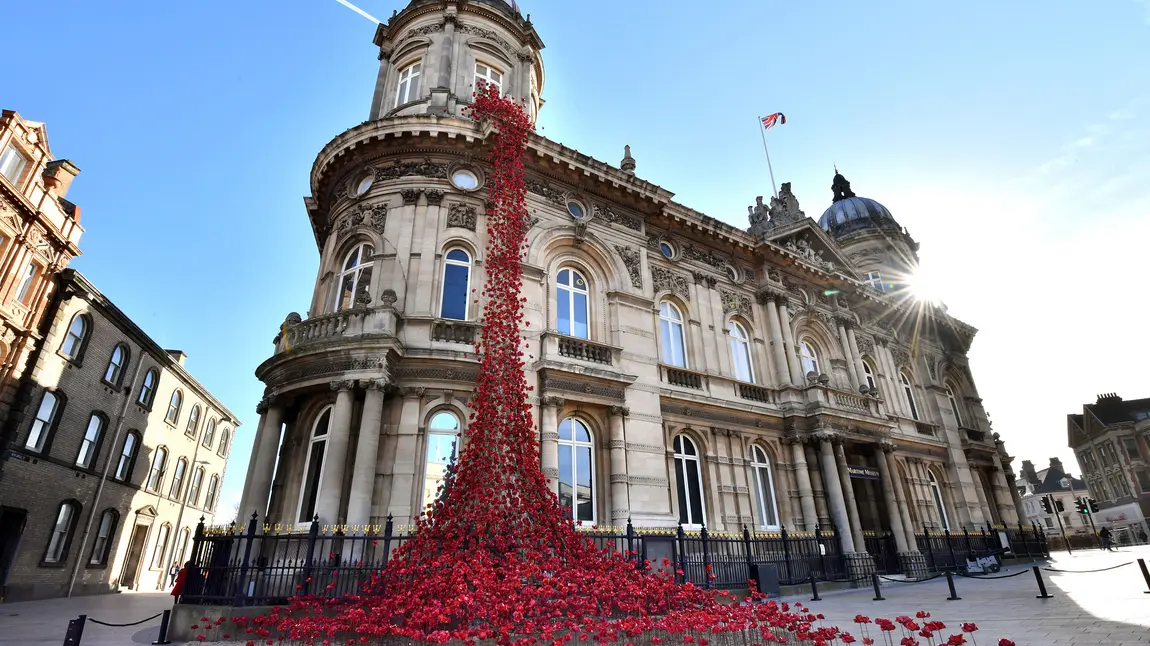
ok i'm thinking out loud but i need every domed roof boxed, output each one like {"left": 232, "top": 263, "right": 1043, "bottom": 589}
{"left": 817, "top": 173, "right": 899, "bottom": 236}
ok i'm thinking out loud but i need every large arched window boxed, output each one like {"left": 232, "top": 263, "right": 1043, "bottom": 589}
{"left": 557, "top": 417, "right": 595, "bottom": 523}
{"left": 928, "top": 470, "right": 950, "bottom": 530}
{"left": 150, "top": 523, "right": 171, "bottom": 570}
{"left": 423, "top": 411, "right": 460, "bottom": 512}
{"left": 556, "top": 268, "right": 590, "bottom": 339}
{"left": 861, "top": 358, "right": 878, "bottom": 391}
{"left": 169, "top": 458, "right": 188, "bottom": 499}
{"left": 728, "top": 320, "right": 754, "bottom": 382}
{"left": 44, "top": 500, "right": 80, "bottom": 564}
{"left": 138, "top": 369, "right": 158, "bottom": 407}
{"left": 659, "top": 301, "right": 687, "bottom": 368}
{"left": 60, "top": 313, "right": 89, "bottom": 359}
{"left": 188, "top": 467, "right": 205, "bottom": 507}
{"left": 673, "top": 435, "right": 706, "bottom": 528}
{"left": 945, "top": 383, "right": 963, "bottom": 426}
{"left": 799, "top": 338, "right": 820, "bottom": 378}
{"left": 174, "top": 527, "right": 191, "bottom": 566}
{"left": 185, "top": 404, "right": 201, "bottom": 438}
{"left": 88, "top": 509, "right": 118, "bottom": 566}
{"left": 750, "top": 445, "right": 779, "bottom": 530}
{"left": 202, "top": 418, "right": 216, "bottom": 449}
{"left": 165, "top": 390, "right": 182, "bottom": 425}
{"left": 217, "top": 428, "right": 231, "bottom": 458}
{"left": 440, "top": 248, "right": 472, "bottom": 321}
{"left": 104, "top": 344, "right": 129, "bottom": 386}
{"left": 116, "top": 431, "right": 140, "bottom": 482}
{"left": 333, "top": 243, "right": 375, "bottom": 312}
{"left": 394, "top": 61, "right": 421, "bottom": 106}
{"left": 147, "top": 447, "right": 168, "bottom": 492}
{"left": 25, "top": 391, "right": 61, "bottom": 452}
{"left": 297, "top": 407, "right": 333, "bottom": 523}
{"left": 900, "top": 372, "right": 919, "bottom": 420}
{"left": 74, "top": 413, "right": 106, "bottom": 469}
{"left": 205, "top": 474, "right": 220, "bottom": 511}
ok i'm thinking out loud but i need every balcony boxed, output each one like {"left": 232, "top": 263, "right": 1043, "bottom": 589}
{"left": 432, "top": 319, "right": 481, "bottom": 345}
{"left": 914, "top": 421, "right": 939, "bottom": 437}
{"left": 961, "top": 426, "right": 987, "bottom": 443}
{"left": 274, "top": 307, "right": 398, "bottom": 355}
{"left": 537, "top": 332, "right": 622, "bottom": 370}
{"left": 805, "top": 385, "right": 882, "bottom": 417}
{"left": 556, "top": 335, "right": 613, "bottom": 365}
{"left": 661, "top": 364, "right": 706, "bottom": 391}
{"left": 737, "top": 382, "right": 773, "bottom": 404}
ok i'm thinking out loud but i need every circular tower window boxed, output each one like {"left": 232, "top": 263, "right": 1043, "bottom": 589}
{"left": 451, "top": 169, "right": 480, "bottom": 190}
{"left": 566, "top": 200, "right": 587, "bottom": 220}
{"left": 353, "top": 174, "right": 374, "bottom": 197}
{"left": 659, "top": 241, "right": 675, "bottom": 260}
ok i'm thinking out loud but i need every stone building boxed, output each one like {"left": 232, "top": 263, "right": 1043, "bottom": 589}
{"left": 0, "top": 110, "right": 83, "bottom": 459}
{"left": 0, "top": 270, "right": 240, "bottom": 601}
{"left": 1015, "top": 458, "right": 1091, "bottom": 535}
{"left": 240, "top": 0, "right": 1022, "bottom": 574}
{"left": 1068, "top": 394, "right": 1150, "bottom": 542}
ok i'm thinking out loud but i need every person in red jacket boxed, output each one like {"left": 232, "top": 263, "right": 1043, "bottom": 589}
{"left": 169, "top": 564, "right": 187, "bottom": 600}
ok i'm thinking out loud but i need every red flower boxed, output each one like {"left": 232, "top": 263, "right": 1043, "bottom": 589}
{"left": 947, "top": 636, "right": 966, "bottom": 646}
{"left": 961, "top": 623, "right": 978, "bottom": 633}
{"left": 997, "top": 641, "right": 1015, "bottom": 646}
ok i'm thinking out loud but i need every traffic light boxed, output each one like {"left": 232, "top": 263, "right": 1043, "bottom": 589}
{"left": 1055, "top": 499, "right": 1065, "bottom": 513}
{"left": 1088, "top": 498, "right": 1100, "bottom": 513}
{"left": 1075, "top": 498, "right": 1086, "bottom": 514}
{"left": 1041, "top": 496, "right": 1053, "bottom": 514}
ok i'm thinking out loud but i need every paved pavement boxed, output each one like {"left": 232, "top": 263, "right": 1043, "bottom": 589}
{"left": 0, "top": 546, "right": 1146, "bottom": 645}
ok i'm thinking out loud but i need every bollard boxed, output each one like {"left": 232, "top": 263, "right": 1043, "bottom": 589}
{"left": 151, "top": 609, "right": 172, "bottom": 645}
{"left": 871, "top": 572, "right": 884, "bottom": 601}
{"left": 62, "top": 614, "right": 86, "bottom": 646}
{"left": 809, "top": 572, "right": 821, "bottom": 601}
{"left": 1033, "top": 565, "right": 1053, "bottom": 599}
{"left": 944, "top": 570, "right": 961, "bottom": 601}
{"left": 1137, "top": 558, "right": 1150, "bottom": 594}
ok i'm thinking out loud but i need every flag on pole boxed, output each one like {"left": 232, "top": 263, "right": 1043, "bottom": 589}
{"left": 760, "top": 113, "right": 786, "bottom": 130}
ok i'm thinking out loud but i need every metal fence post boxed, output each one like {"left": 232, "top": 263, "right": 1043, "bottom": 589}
{"left": 963, "top": 527, "right": 974, "bottom": 557}
{"left": 626, "top": 518, "right": 636, "bottom": 569}
{"left": 380, "top": 515, "right": 394, "bottom": 570}
{"left": 945, "top": 528, "right": 957, "bottom": 570}
{"left": 1017, "top": 522, "right": 1031, "bottom": 560}
{"left": 701, "top": 525, "right": 712, "bottom": 589}
{"left": 780, "top": 524, "right": 793, "bottom": 584}
{"left": 1034, "top": 523, "right": 1049, "bottom": 556}
{"left": 234, "top": 512, "right": 258, "bottom": 606}
{"left": 302, "top": 516, "right": 319, "bottom": 595}
{"left": 923, "top": 526, "right": 936, "bottom": 572}
{"left": 742, "top": 525, "right": 757, "bottom": 590}
{"left": 816, "top": 524, "right": 829, "bottom": 578}
{"left": 676, "top": 524, "right": 687, "bottom": 585}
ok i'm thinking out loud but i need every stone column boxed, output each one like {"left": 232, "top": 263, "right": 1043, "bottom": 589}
{"left": 877, "top": 342, "right": 907, "bottom": 417}
{"left": 237, "top": 397, "right": 285, "bottom": 524}
{"left": 315, "top": 381, "right": 356, "bottom": 524}
{"left": 836, "top": 322, "right": 860, "bottom": 391}
{"left": 789, "top": 439, "right": 818, "bottom": 531}
{"left": 971, "top": 469, "right": 993, "bottom": 526}
{"left": 608, "top": 406, "right": 630, "bottom": 522}
{"left": 347, "top": 380, "right": 387, "bottom": 528}
{"left": 817, "top": 435, "right": 855, "bottom": 553}
{"left": 806, "top": 443, "right": 829, "bottom": 523}
{"left": 990, "top": 458, "right": 1020, "bottom": 524}
{"left": 875, "top": 445, "right": 909, "bottom": 552}
{"left": 835, "top": 442, "right": 867, "bottom": 550}
{"left": 540, "top": 396, "right": 562, "bottom": 496}
{"left": 777, "top": 301, "right": 805, "bottom": 385}
{"left": 387, "top": 388, "right": 423, "bottom": 525}
{"left": 889, "top": 456, "right": 919, "bottom": 549}
{"left": 762, "top": 294, "right": 792, "bottom": 388}
{"left": 846, "top": 327, "right": 870, "bottom": 392}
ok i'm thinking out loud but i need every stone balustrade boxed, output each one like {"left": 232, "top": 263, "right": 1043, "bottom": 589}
{"left": 737, "top": 382, "right": 773, "bottom": 404}
{"left": 661, "top": 365, "right": 706, "bottom": 391}
{"left": 915, "top": 421, "right": 939, "bottom": 437}
{"left": 274, "top": 307, "right": 398, "bottom": 355}
{"left": 556, "top": 335, "right": 613, "bottom": 365}
{"left": 431, "top": 319, "right": 482, "bottom": 344}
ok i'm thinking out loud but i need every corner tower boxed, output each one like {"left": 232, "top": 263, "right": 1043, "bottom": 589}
{"left": 368, "top": 0, "right": 545, "bottom": 121}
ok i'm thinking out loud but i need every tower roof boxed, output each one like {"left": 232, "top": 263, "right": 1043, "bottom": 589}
{"left": 817, "top": 172, "right": 900, "bottom": 237}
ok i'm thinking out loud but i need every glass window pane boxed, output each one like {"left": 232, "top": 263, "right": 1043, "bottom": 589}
{"left": 425, "top": 433, "right": 457, "bottom": 466}
{"left": 572, "top": 292, "right": 588, "bottom": 339}
{"left": 441, "top": 264, "right": 469, "bottom": 320}
{"left": 685, "top": 460, "right": 704, "bottom": 525}
{"left": 556, "top": 287, "right": 571, "bottom": 335}
{"left": 446, "top": 249, "right": 469, "bottom": 262}
{"left": 576, "top": 446, "right": 593, "bottom": 522}
{"left": 558, "top": 443, "right": 573, "bottom": 515}
{"left": 676, "top": 459, "right": 690, "bottom": 524}
{"left": 429, "top": 412, "right": 459, "bottom": 432}
{"left": 298, "top": 440, "right": 326, "bottom": 523}
{"left": 558, "top": 418, "right": 572, "bottom": 441}
{"left": 574, "top": 420, "right": 590, "bottom": 443}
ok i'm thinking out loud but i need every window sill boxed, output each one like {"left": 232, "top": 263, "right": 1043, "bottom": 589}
{"left": 85, "top": 563, "right": 109, "bottom": 570}
{"left": 38, "top": 561, "right": 67, "bottom": 569}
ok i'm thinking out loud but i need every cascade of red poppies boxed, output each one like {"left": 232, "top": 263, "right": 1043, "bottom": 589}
{"left": 244, "top": 86, "right": 1016, "bottom": 646}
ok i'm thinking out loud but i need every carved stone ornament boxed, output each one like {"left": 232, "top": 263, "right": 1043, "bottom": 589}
{"left": 650, "top": 266, "right": 691, "bottom": 301}
{"left": 379, "top": 289, "right": 398, "bottom": 306}
{"left": 447, "top": 203, "right": 478, "bottom": 231}
{"left": 891, "top": 347, "right": 911, "bottom": 368}
{"left": 424, "top": 189, "right": 445, "bottom": 206}
{"left": 645, "top": 234, "right": 662, "bottom": 250}
{"left": 400, "top": 188, "right": 422, "bottom": 205}
{"left": 330, "top": 380, "right": 356, "bottom": 392}
{"left": 748, "top": 182, "right": 806, "bottom": 235}
{"left": 335, "top": 202, "right": 387, "bottom": 238}
{"left": 458, "top": 22, "right": 516, "bottom": 54}
{"left": 608, "top": 406, "right": 630, "bottom": 418}
{"left": 614, "top": 245, "right": 643, "bottom": 288}
{"left": 403, "top": 22, "right": 445, "bottom": 40}
{"left": 926, "top": 354, "right": 939, "bottom": 380}
{"left": 373, "top": 158, "right": 448, "bottom": 182}
{"left": 681, "top": 243, "right": 726, "bottom": 271}
{"left": 720, "top": 289, "right": 753, "bottom": 317}
{"left": 857, "top": 336, "right": 875, "bottom": 357}
{"left": 593, "top": 204, "right": 642, "bottom": 231}
{"left": 691, "top": 271, "right": 717, "bottom": 289}
{"left": 780, "top": 234, "right": 835, "bottom": 271}
{"left": 525, "top": 179, "right": 567, "bottom": 206}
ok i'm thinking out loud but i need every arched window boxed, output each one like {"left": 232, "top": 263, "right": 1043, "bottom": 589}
{"left": 44, "top": 501, "right": 80, "bottom": 564}
{"left": 60, "top": 313, "right": 89, "bottom": 359}
{"left": 659, "top": 301, "right": 687, "bottom": 368}
{"left": 150, "top": 523, "right": 171, "bottom": 570}
{"left": 297, "top": 407, "right": 333, "bottom": 523}
{"left": 14, "top": 262, "right": 38, "bottom": 304}
{"left": 185, "top": 404, "right": 201, "bottom": 437}
{"left": 104, "top": 344, "right": 129, "bottom": 385}
{"left": 750, "top": 445, "right": 779, "bottom": 530}
{"left": 900, "top": 372, "right": 919, "bottom": 421}
{"left": 333, "top": 243, "right": 375, "bottom": 312}
{"left": 217, "top": 428, "right": 231, "bottom": 458}
{"left": 728, "top": 320, "right": 754, "bottom": 382}
{"left": 475, "top": 62, "right": 503, "bottom": 92}
{"left": 165, "top": 391, "right": 182, "bottom": 425}
{"left": 169, "top": 458, "right": 188, "bottom": 499}
{"left": 116, "top": 431, "right": 140, "bottom": 481}
{"left": 423, "top": 411, "right": 460, "bottom": 512}
{"left": 928, "top": 470, "right": 950, "bottom": 530}
{"left": 395, "top": 61, "right": 421, "bottom": 106}
{"left": 799, "top": 339, "right": 820, "bottom": 378}
{"left": 174, "top": 527, "right": 191, "bottom": 566}
{"left": 138, "top": 369, "right": 158, "bottom": 407}
{"left": 201, "top": 418, "right": 216, "bottom": 449}
{"left": 945, "top": 383, "right": 963, "bottom": 426}
{"left": 25, "top": 391, "right": 61, "bottom": 453}
{"left": 74, "top": 413, "right": 106, "bottom": 469}
{"left": 557, "top": 417, "right": 595, "bottom": 523}
{"left": 147, "top": 447, "right": 168, "bottom": 492}
{"left": 673, "top": 435, "right": 706, "bottom": 527}
{"left": 188, "top": 467, "right": 205, "bottom": 507}
{"left": 556, "top": 268, "right": 590, "bottom": 339}
{"left": 89, "top": 509, "right": 118, "bottom": 566}
{"left": 861, "top": 358, "right": 878, "bottom": 391}
{"left": 440, "top": 248, "right": 472, "bottom": 321}
{"left": 205, "top": 474, "right": 220, "bottom": 511}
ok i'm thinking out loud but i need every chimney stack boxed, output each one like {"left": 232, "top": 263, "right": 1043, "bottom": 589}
{"left": 166, "top": 349, "right": 187, "bottom": 366}
{"left": 1049, "top": 457, "right": 1064, "bottom": 476}
{"left": 1021, "top": 460, "right": 1039, "bottom": 485}
{"left": 42, "top": 159, "right": 80, "bottom": 198}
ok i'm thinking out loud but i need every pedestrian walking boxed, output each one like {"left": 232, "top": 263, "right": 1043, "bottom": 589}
{"left": 1098, "top": 526, "right": 1115, "bottom": 551}
{"left": 168, "top": 562, "right": 180, "bottom": 587}
{"left": 1137, "top": 528, "right": 1148, "bottom": 545}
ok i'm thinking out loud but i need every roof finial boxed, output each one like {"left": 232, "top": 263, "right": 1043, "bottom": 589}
{"left": 834, "top": 163, "right": 839, "bottom": 175}
{"left": 620, "top": 144, "right": 636, "bottom": 175}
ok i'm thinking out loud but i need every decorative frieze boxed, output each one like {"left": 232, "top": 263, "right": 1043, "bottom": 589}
{"left": 373, "top": 159, "right": 448, "bottom": 181}
{"left": 335, "top": 202, "right": 387, "bottom": 238}
{"left": 691, "top": 271, "right": 718, "bottom": 289}
{"left": 394, "top": 366, "right": 480, "bottom": 382}
{"left": 525, "top": 179, "right": 567, "bottom": 206}
{"left": 400, "top": 188, "right": 422, "bottom": 205}
{"left": 856, "top": 336, "right": 875, "bottom": 357}
{"left": 681, "top": 243, "right": 726, "bottom": 270}
{"left": 891, "top": 347, "right": 911, "bottom": 368}
{"left": 651, "top": 266, "right": 691, "bottom": 300}
{"left": 424, "top": 189, "right": 445, "bottom": 205}
{"left": 447, "top": 203, "right": 478, "bottom": 231}
{"left": 594, "top": 204, "right": 642, "bottom": 231}
{"left": 457, "top": 23, "right": 516, "bottom": 55}
{"left": 541, "top": 377, "right": 626, "bottom": 401}
{"left": 720, "top": 289, "right": 752, "bottom": 317}
{"left": 625, "top": 443, "right": 665, "bottom": 455}
{"left": 614, "top": 245, "right": 643, "bottom": 288}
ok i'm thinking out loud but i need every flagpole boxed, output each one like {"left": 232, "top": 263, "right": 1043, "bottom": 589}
{"left": 758, "top": 117, "right": 779, "bottom": 199}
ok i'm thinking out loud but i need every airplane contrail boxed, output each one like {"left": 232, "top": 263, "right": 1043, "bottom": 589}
{"left": 333, "top": 0, "right": 382, "bottom": 24}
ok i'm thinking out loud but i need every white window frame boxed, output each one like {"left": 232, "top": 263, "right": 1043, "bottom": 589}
{"left": 116, "top": 432, "right": 139, "bottom": 481}
{"left": 475, "top": 62, "right": 503, "bottom": 93}
{"left": 901, "top": 372, "right": 919, "bottom": 420}
{"left": 865, "top": 271, "right": 885, "bottom": 293}
{"left": 165, "top": 391, "right": 182, "bottom": 425}
{"left": 0, "top": 143, "right": 29, "bottom": 184}
{"left": 750, "top": 445, "right": 780, "bottom": 530}
{"left": 188, "top": 467, "right": 205, "bottom": 507}
{"left": 25, "top": 391, "right": 59, "bottom": 452}
{"left": 202, "top": 418, "right": 216, "bottom": 449}
{"left": 169, "top": 458, "right": 188, "bottom": 499}
{"left": 659, "top": 301, "right": 687, "bottom": 368}
{"left": 557, "top": 417, "right": 596, "bottom": 524}
{"left": 61, "top": 314, "right": 88, "bottom": 358}
{"left": 928, "top": 470, "right": 950, "bottom": 530}
{"left": 861, "top": 358, "right": 877, "bottom": 391}
{"left": 332, "top": 243, "right": 375, "bottom": 312}
{"left": 673, "top": 435, "right": 706, "bottom": 529}
{"left": 423, "top": 411, "right": 460, "bottom": 513}
{"left": 185, "top": 404, "right": 200, "bottom": 437}
{"left": 799, "top": 339, "right": 820, "bottom": 377}
{"left": 138, "top": 369, "right": 157, "bottom": 406}
{"left": 14, "top": 262, "right": 37, "bottom": 304}
{"left": 728, "top": 320, "right": 754, "bottom": 383}
{"left": 556, "top": 268, "right": 590, "bottom": 340}
{"left": 439, "top": 248, "right": 472, "bottom": 321}
{"left": 104, "top": 345, "right": 127, "bottom": 384}
{"left": 45, "top": 502, "right": 78, "bottom": 564}
{"left": 945, "top": 383, "right": 963, "bottom": 426}
{"left": 296, "top": 406, "right": 333, "bottom": 524}
{"left": 394, "top": 61, "right": 422, "bottom": 107}
{"left": 89, "top": 510, "right": 117, "bottom": 565}
{"left": 147, "top": 447, "right": 168, "bottom": 492}
{"left": 205, "top": 475, "right": 220, "bottom": 511}
{"left": 150, "top": 523, "right": 171, "bottom": 570}
{"left": 75, "top": 414, "right": 105, "bottom": 469}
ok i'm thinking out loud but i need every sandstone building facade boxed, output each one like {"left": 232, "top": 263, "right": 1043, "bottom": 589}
{"left": 1068, "top": 394, "right": 1150, "bottom": 542}
{"left": 240, "top": 0, "right": 1023, "bottom": 572}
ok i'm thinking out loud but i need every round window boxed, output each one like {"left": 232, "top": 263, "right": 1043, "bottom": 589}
{"left": 567, "top": 201, "right": 586, "bottom": 220}
{"left": 451, "top": 169, "right": 479, "bottom": 190}
{"left": 726, "top": 265, "right": 740, "bottom": 282}
{"left": 659, "top": 241, "right": 675, "bottom": 260}
{"left": 353, "top": 175, "right": 374, "bottom": 197}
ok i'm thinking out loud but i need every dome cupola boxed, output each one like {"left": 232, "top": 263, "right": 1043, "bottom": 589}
{"left": 818, "top": 172, "right": 900, "bottom": 237}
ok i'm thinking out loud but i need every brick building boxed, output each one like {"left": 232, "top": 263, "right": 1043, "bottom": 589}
{"left": 0, "top": 270, "right": 241, "bottom": 601}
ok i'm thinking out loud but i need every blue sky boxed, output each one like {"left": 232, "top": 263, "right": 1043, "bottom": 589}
{"left": 3, "top": 0, "right": 1148, "bottom": 517}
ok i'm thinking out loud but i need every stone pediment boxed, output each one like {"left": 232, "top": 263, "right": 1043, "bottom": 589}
{"left": 762, "top": 222, "right": 860, "bottom": 279}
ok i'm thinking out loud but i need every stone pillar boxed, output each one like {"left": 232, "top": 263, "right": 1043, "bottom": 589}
{"left": 817, "top": 435, "right": 855, "bottom": 553}
{"left": 540, "top": 396, "right": 562, "bottom": 496}
{"left": 315, "top": 381, "right": 356, "bottom": 524}
{"left": 777, "top": 301, "right": 805, "bottom": 385}
{"left": 805, "top": 443, "right": 829, "bottom": 524}
{"left": 387, "top": 388, "right": 424, "bottom": 525}
{"left": 835, "top": 442, "right": 867, "bottom": 551}
{"left": 846, "top": 327, "right": 870, "bottom": 392}
{"left": 763, "top": 295, "right": 792, "bottom": 388}
{"left": 789, "top": 439, "right": 818, "bottom": 531}
{"left": 347, "top": 380, "right": 387, "bottom": 528}
{"left": 608, "top": 406, "right": 630, "bottom": 522}
{"left": 875, "top": 446, "right": 909, "bottom": 552}
{"left": 836, "top": 322, "right": 860, "bottom": 391}
{"left": 877, "top": 342, "right": 907, "bottom": 417}
{"left": 890, "top": 456, "right": 919, "bottom": 549}
{"left": 237, "top": 398, "right": 285, "bottom": 524}
{"left": 990, "top": 458, "right": 1019, "bottom": 524}
{"left": 971, "top": 469, "right": 992, "bottom": 526}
